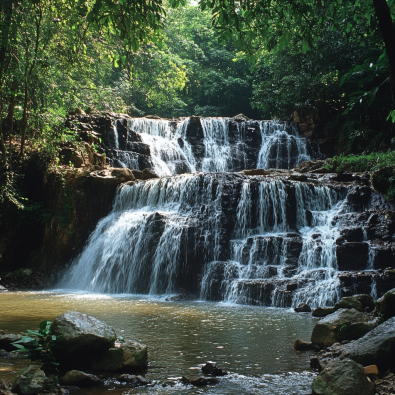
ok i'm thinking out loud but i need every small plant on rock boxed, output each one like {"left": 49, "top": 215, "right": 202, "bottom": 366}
{"left": 11, "top": 320, "right": 61, "bottom": 376}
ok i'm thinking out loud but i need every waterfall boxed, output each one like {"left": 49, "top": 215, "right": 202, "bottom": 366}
{"left": 61, "top": 172, "right": 348, "bottom": 308}
{"left": 109, "top": 117, "right": 316, "bottom": 175}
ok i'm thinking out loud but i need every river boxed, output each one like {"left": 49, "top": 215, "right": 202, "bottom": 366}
{"left": 0, "top": 291, "right": 317, "bottom": 394}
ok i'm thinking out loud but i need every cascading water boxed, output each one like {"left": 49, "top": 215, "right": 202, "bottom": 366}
{"left": 109, "top": 116, "right": 318, "bottom": 175}
{"left": 61, "top": 169, "right": 352, "bottom": 308}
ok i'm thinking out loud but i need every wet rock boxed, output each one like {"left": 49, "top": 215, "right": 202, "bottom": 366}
{"left": 190, "top": 377, "right": 218, "bottom": 386}
{"left": 131, "top": 170, "right": 144, "bottom": 179}
{"left": 0, "top": 334, "right": 22, "bottom": 352}
{"left": 335, "top": 296, "right": 363, "bottom": 312}
{"left": 12, "top": 365, "right": 46, "bottom": 394}
{"left": 88, "top": 340, "right": 148, "bottom": 372}
{"left": 142, "top": 168, "right": 159, "bottom": 180}
{"left": 312, "top": 307, "right": 336, "bottom": 318}
{"left": 201, "top": 362, "right": 227, "bottom": 376}
{"left": 110, "top": 168, "right": 135, "bottom": 182}
{"left": 336, "top": 242, "right": 370, "bottom": 271}
{"left": 363, "top": 365, "right": 378, "bottom": 377}
{"left": 49, "top": 311, "right": 116, "bottom": 361}
{"left": 286, "top": 283, "right": 297, "bottom": 292}
{"left": 376, "top": 288, "right": 395, "bottom": 320}
{"left": 117, "top": 374, "right": 150, "bottom": 386}
{"left": 354, "top": 294, "right": 375, "bottom": 312}
{"left": 293, "top": 339, "right": 316, "bottom": 351}
{"left": 240, "top": 169, "right": 269, "bottom": 176}
{"left": 311, "top": 308, "right": 376, "bottom": 347}
{"left": 338, "top": 317, "right": 395, "bottom": 369}
{"left": 61, "top": 371, "right": 102, "bottom": 387}
{"left": 294, "top": 303, "right": 311, "bottom": 313}
{"left": 312, "top": 359, "right": 375, "bottom": 395}
{"left": 340, "top": 227, "right": 364, "bottom": 242}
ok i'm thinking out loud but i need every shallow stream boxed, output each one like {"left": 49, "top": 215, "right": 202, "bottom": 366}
{"left": 0, "top": 291, "right": 317, "bottom": 394}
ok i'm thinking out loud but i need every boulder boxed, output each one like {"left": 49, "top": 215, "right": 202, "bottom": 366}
{"left": 293, "top": 339, "right": 316, "bottom": 351}
{"left": 142, "top": 168, "right": 159, "bottom": 180}
{"left": 190, "top": 377, "right": 218, "bottom": 386}
{"left": 240, "top": 169, "right": 269, "bottom": 176}
{"left": 294, "top": 303, "right": 311, "bottom": 313}
{"left": 201, "top": 362, "right": 227, "bottom": 376}
{"left": 311, "top": 308, "right": 376, "bottom": 347}
{"left": 363, "top": 365, "right": 378, "bottom": 377}
{"left": 0, "top": 333, "right": 22, "bottom": 352}
{"left": 49, "top": 311, "right": 116, "bottom": 361}
{"left": 88, "top": 340, "right": 148, "bottom": 372}
{"left": 376, "top": 288, "right": 395, "bottom": 320}
{"left": 334, "top": 296, "right": 363, "bottom": 312}
{"left": 12, "top": 365, "right": 46, "bottom": 395}
{"left": 61, "top": 370, "right": 102, "bottom": 387}
{"left": 117, "top": 374, "right": 150, "bottom": 386}
{"left": 338, "top": 317, "right": 395, "bottom": 370}
{"left": 312, "top": 307, "right": 336, "bottom": 318}
{"left": 131, "top": 170, "right": 144, "bottom": 180}
{"left": 354, "top": 294, "right": 375, "bottom": 311}
{"left": 110, "top": 168, "right": 135, "bottom": 182}
{"left": 312, "top": 359, "right": 375, "bottom": 395}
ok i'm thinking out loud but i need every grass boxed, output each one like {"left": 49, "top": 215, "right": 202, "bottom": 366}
{"left": 322, "top": 151, "right": 395, "bottom": 173}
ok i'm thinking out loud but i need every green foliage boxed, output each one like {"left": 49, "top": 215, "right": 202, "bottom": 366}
{"left": 322, "top": 151, "right": 395, "bottom": 173}
{"left": 11, "top": 320, "right": 61, "bottom": 375}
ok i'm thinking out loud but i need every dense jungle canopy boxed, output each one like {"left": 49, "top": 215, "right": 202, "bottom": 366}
{"left": 1, "top": 0, "right": 395, "bottom": 187}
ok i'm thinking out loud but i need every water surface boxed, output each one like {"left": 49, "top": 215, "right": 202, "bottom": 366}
{"left": 0, "top": 291, "right": 317, "bottom": 394}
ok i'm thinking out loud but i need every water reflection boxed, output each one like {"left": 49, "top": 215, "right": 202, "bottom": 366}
{"left": 0, "top": 291, "right": 317, "bottom": 394}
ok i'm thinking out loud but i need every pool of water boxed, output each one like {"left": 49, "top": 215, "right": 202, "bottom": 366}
{"left": 0, "top": 291, "right": 317, "bottom": 394}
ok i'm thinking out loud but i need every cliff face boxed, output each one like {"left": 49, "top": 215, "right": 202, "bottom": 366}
{"left": 0, "top": 164, "right": 134, "bottom": 286}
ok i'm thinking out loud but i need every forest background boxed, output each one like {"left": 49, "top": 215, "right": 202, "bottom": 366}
{"left": 1, "top": 0, "right": 395, "bottom": 207}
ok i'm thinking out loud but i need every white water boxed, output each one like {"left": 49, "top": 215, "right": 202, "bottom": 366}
{"left": 120, "top": 117, "right": 314, "bottom": 175}
{"left": 61, "top": 173, "right": 347, "bottom": 307}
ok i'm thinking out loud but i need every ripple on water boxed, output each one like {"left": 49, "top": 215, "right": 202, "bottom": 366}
{"left": 0, "top": 291, "right": 317, "bottom": 394}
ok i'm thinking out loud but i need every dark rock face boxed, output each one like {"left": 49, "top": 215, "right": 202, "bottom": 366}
{"left": 312, "top": 359, "right": 375, "bottom": 395}
{"left": 0, "top": 333, "right": 22, "bottom": 352}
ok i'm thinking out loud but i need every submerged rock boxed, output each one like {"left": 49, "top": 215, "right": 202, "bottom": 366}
{"left": 117, "top": 374, "right": 150, "bottom": 386}
{"left": 376, "top": 288, "right": 395, "bottom": 320}
{"left": 293, "top": 339, "right": 316, "bottom": 351}
{"left": 189, "top": 377, "right": 218, "bottom": 386}
{"left": 311, "top": 308, "right": 376, "bottom": 347}
{"left": 201, "top": 362, "right": 227, "bottom": 376}
{"left": 61, "top": 370, "right": 102, "bottom": 387}
{"left": 312, "top": 359, "right": 375, "bottom": 395}
{"left": 294, "top": 303, "right": 311, "bottom": 313}
{"left": 49, "top": 311, "right": 116, "bottom": 362}
{"left": 88, "top": 340, "right": 148, "bottom": 372}
{"left": 12, "top": 365, "right": 46, "bottom": 395}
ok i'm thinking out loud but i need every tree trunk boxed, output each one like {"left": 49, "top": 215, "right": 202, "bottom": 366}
{"left": 7, "top": 92, "right": 15, "bottom": 137}
{"left": 0, "top": 102, "right": 6, "bottom": 156}
{"left": 20, "top": 82, "right": 29, "bottom": 156}
{"left": 373, "top": 0, "right": 395, "bottom": 96}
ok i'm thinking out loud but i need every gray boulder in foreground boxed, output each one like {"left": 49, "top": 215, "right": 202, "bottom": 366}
{"left": 339, "top": 316, "right": 395, "bottom": 369}
{"left": 12, "top": 365, "right": 46, "bottom": 395}
{"left": 312, "top": 359, "right": 375, "bottom": 395}
{"left": 311, "top": 308, "right": 376, "bottom": 347}
{"left": 49, "top": 311, "right": 116, "bottom": 359}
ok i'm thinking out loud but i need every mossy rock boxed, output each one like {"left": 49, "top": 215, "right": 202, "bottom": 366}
{"left": 376, "top": 288, "right": 395, "bottom": 321}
